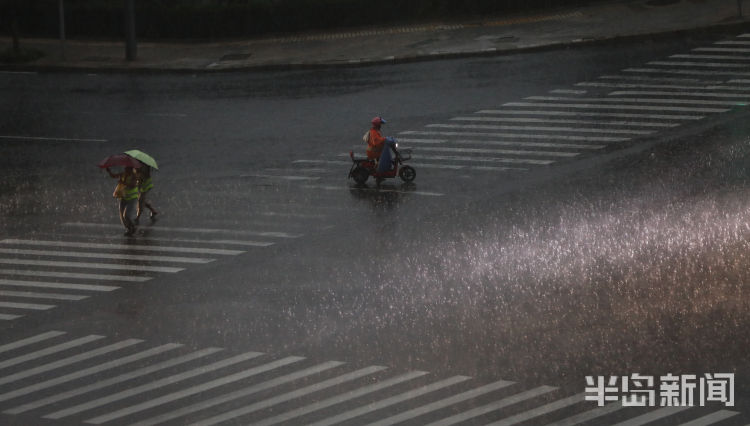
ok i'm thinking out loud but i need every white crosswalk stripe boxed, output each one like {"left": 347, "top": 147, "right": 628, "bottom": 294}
{"left": 0, "top": 258, "right": 185, "bottom": 273}
{"left": 505, "top": 100, "right": 729, "bottom": 112}
{"left": 477, "top": 108, "right": 705, "bottom": 120}
{"left": 525, "top": 95, "right": 744, "bottom": 107}
{"left": 190, "top": 365, "right": 391, "bottom": 426}
{"left": 0, "top": 331, "right": 66, "bottom": 354}
{"left": 611, "top": 406, "right": 689, "bottom": 425}
{"left": 85, "top": 356, "right": 307, "bottom": 424}
{"left": 426, "top": 122, "right": 655, "bottom": 134}
{"left": 0, "top": 277, "right": 120, "bottom": 291}
{"left": 402, "top": 129, "right": 630, "bottom": 141}
{"left": 398, "top": 137, "right": 605, "bottom": 150}
{"left": 0, "top": 247, "right": 215, "bottom": 264}
{"left": 625, "top": 67, "right": 750, "bottom": 77}
{"left": 678, "top": 410, "right": 739, "bottom": 425}
{"left": 485, "top": 393, "right": 585, "bottom": 425}
{"left": 452, "top": 115, "right": 681, "bottom": 127}
{"left": 545, "top": 402, "right": 625, "bottom": 425}
{"left": 0, "top": 216, "right": 310, "bottom": 320}
{"left": 365, "top": 378, "right": 515, "bottom": 426}
{"left": 0, "top": 331, "right": 742, "bottom": 425}
{"left": 306, "top": 375, "right": 472, "bottom": 426}
{"left": 43, "top": 350, "right": 266, "bottom": 419}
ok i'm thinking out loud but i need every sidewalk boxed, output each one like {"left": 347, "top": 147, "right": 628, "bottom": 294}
{"left": 2, "top": 0, "right": 750, "bottom": 73}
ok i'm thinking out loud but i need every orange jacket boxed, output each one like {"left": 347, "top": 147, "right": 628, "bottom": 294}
{"left": 366, "top": 128, "right": 386, "bottom": 159}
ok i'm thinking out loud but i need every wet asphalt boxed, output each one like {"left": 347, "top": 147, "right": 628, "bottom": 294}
{"left": 1, "top": 29, "right": 750, "bottom": 423}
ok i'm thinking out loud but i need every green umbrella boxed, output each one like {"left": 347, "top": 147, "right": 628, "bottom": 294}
{"left": 124, "top": 149, "right": 158, "bottom": 170}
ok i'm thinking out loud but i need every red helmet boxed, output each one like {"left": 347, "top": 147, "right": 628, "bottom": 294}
{"left": 371, "top": 116, "right": 386, "bottom": 126}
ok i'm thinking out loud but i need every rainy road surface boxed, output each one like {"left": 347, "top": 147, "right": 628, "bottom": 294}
{"left": 1, "top": 29, "right": 750, "bottom": 424}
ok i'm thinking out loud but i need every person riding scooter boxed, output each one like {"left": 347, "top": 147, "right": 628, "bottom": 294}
{"left": 366, "top": 116, "right": 387, "bottom": 160}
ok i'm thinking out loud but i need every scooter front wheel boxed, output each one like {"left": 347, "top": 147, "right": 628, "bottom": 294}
{"left": 352, "top": 167, "right": 370, "bottom": 184}
{"left": 399, "top": 166, "right": 416, "bottom": 182}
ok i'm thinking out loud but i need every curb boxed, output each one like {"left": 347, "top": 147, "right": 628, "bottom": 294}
{"left": 2, "top": 20, "right": 749, "bottom": 74}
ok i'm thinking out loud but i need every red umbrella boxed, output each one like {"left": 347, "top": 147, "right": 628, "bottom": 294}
{"left": 98, "top": 154, "right": 143, "bottom": 169}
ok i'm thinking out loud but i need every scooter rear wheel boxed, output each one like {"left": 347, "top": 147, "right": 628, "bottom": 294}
{"left": 352, "top": 167, "right": 369, "bottom": 184}
{"left": 399, "top": 166, "right": 416, "bottom": 182}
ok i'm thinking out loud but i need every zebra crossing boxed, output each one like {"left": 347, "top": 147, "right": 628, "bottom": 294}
{"left": 0, "top": 330, "right": 740, "bottom": 425}
{"left": 0, "top": 220, "right": 308, "bottom": 322}
{"left": 293, "top": 32, "right": 750, "bottom": 181}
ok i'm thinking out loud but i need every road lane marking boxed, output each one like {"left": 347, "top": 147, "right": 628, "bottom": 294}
{"left": 0, "top": 335, "right": 104, "bottom": 370}
{"left": 131, "top": 361, "right": 351, "bottom": 426}
{"left": 695, "top": 47, "right": 750, "bottom": 53}
{"left": 397, "top": 137, "right": 604, "bottom": 150}
{"left": 504, "top": 101, "right": 728, "bottom": 113}
{"left": 44, "top": 350, "right": 264, "bottom": 419}
{"left": 0, "top": 339, "right": 142, "bottom": 387}
{"left": 598, "top": 74, "right": 724, "bottom": 83}
{"left": 424, "top": 385, "right": 557, "bottom": 426}
{"left": 192, "top": 366, "right": 395, "bottom": 426}
{"left": 0, "top": 278, "right": 120, "bottom": 291}
{"left": 609, "top": 90, "right": 750, "bottom": 99}
{"left": 0, "top": 258, "right": 184, "bottom": 273}
{"left": 0, "top": 301, "right": 55, "bottom": 310}
{"left": 485, "top": 393, "right": 584, "bottom": 425}
{"left": 395, "top": 153, "right": 554, "bottom": 165}
{"left": 0, "top": 314, "right": 21, "bottom": 320}
{"left": 62, "top": 222, "right": 302, "bottom": 239}
{"left": 477, "top": 109, "right": 705, "bottom": 120}
{"left": 525, "top": 95, "right": 745, "bottom": 107}
{"left": 716, "top": 40, "right": 750, "bottom": 45}
{"left": 545, "top": 402, "right": 624, "bottom": 425}
{"left": 648, "top": 60, "right": 750, "bottom": 68}
{"left": 128, "top": 236, "right": 274, "bottom": 247}
{"left": 1, "top": 239, "right": 244, "bottom": 256}
{"left": 577, "top": 81, "right": 750, "bottom": 91}
{"left": 678, "top": 410, "right": 739, "bottom": 426}
{"left": 405, "top": 130, "right": 629, "bottom": 141}
{"left": 395, "top": 145, "right": 579, "bottom": 157}
{"left": 451, "top": 115, "right": 680, "bottom": 127}
{"left": 8, "top": 347, "right": 223, "bottom": 415}
{"left": 307, "top": 375, "right": 471, "bottom": 426}
{"left": 672, "top": 54, "right": 750, "bottom": 61}
{"left": 0, "top": 343, "right": 182, "bottom": 404}
{"left": 295, "top": 159, "right": 520, "bottom": 171}
{"left": 625, "top": 67, "right": 750, "bottom": 77}
{"left": 426, "top": 123, "right": 654, "bottom": 135}
{"left": 0, "top": 135, "right": 107, "bottom": 143}
{"left": 610, "top": 406, "right": 688, "bottom": 426}
{"left": 0, "top": 248, "right": 214, "bottom": 264}
{"left": 0, "top": 269, "right": 151, "bottom": 282}
{"left": 0, "top": 331, "right": 66, "bottom": 355}
{"left": 85, "top": 356, "right": 307, "bottom": 424}
{"left": 254, "top": 371, "right": 428, "bottom": 426}
{"left": 0, "top": 290, "right": 88, "bottom": 301}
{"left": 366, "top": 379, "right": 515, "bottom": 426}
{"left": 550, "top": 89, "right": 587, "bottom": 94}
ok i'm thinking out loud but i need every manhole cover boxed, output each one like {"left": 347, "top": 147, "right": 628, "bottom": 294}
{"left": 220, "top": 53, "right": 252, "bottom": 61}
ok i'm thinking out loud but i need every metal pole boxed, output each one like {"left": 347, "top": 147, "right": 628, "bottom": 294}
{"left": 58, "top": 0, "right": 65, "bottom": 60}
{"left": 739, "top": 0, "right": 744, "bottom": 17}
{"left": 125, "top": 0, "right": 137, "bottom": 61}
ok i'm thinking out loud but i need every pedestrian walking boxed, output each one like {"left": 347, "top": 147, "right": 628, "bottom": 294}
{"left": 135, "top": 165, "right": 158, "bottom": 224}
{"left": 107, "top": 166, "right": 139, "bottom": 236}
